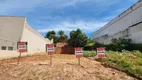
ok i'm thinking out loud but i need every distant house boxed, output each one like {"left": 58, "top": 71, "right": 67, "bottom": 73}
{"left": 0, "top": 16, "right": 53, "bottom": 58}
{"left": 90, "top": 0, "right": 142, "bottom": 44}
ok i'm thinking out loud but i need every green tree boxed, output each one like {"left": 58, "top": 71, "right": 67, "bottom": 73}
{"left": 45, "top": 30, "right": 56, "bottom": 40}
{"left": 58, "top": 30, "right": 68, "bottom": 42}
{"left": 69, "top": 29, "right": 88, "bottom": 47}
{"left": 109, "top": 38, "right": 131, "bottom": 51}
{"left": 58, "top": 30, "right": 64, "bottom": 36}
{"left": 58, "top": 35, "right": 68, "bottom": 42}
{"left": 85, "top": 39, "right": 95, "bottom": 50}
{"left": 45, "top": 30, "right": 58, "bottom": 43}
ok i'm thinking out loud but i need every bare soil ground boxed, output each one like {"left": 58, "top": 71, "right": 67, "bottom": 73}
{"left": 0, "top": 53, "right": 137, "bottom": 80}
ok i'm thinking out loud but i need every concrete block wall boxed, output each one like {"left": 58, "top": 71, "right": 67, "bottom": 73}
{"left": 91, "top": 1, "right": 142, "bottom": 44}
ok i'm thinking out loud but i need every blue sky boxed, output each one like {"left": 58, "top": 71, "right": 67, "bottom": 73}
{"left": 0, "top": 0, "right": 139, "bottom": 37}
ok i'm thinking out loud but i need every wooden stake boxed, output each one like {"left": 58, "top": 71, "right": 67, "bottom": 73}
{"left": 17, "top": 53, "right": 22, "bottom": 65}
{"left": 50, "top": 54, "right": 52, "bottom": 66}
{"left": 78, "top": 58, "right": 80, "bottom": 66}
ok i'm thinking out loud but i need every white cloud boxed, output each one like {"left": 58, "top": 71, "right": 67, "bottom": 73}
{"left": 0, "top": 0, "right": 123, "bottom": 14}
{"left": 62, "top": 0, "right": 89, "bottom": 7}
{"left": 0, "top": 0, "right": 45, "bottom": 14}
{"left": 0, "top": 0, "right": 138, "bottom": 37}
{"left": 37, "top": 20, "right": 107, "bottom": 34}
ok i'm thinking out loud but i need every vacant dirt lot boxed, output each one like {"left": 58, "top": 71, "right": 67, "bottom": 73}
{"left": 0, "top": 53, "right": 137, "bottom": 80}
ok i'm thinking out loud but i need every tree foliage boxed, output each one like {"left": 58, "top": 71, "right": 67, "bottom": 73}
{"left": 58, "top": 34, "right": 68, "bottom": 42}
{"left": 57, "top": 30, "right": 68, "bottom": 42}
{"left": 69, "top": 29, "right": 88, "bottom": 47}
{"left": 108, "top": 38, "right": 131, "bottom": 51}
{"left": 84, "top": 39, "right": 95, "bottom": 50}
{"left": 45, "top": 29, "right": 89, "bottom": 47}
{"left": 45, "top": 30, "right": 58, "bottom": 43}
{"left": 45, "top": 30, "right": 56, "bottom": 40}
{"left": 45, "top": 30, "right": 69, "bottom": 43}
{"left": 86, "top": 39, "right": 95, "bottom": 47}
{"left": 58, "top": 30, "right": 64, "bottom": 36}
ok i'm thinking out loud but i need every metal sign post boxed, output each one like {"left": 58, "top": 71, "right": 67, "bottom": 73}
{"left": 17, "top": 52, "right": 22, "bottom": 65}
{"left": 50, "top": 54, "right": 52, "bottom": 66}
{"left": 75, "top": 48, "right": 83, "bottom": 66}
{"left": 17, "top": 42, "right": 27, "bottom": 65}
{"left": 78, "top": 58, "right": 80, "bottom": 66}
{"left": 46, "top": 44, "right": 54, "bottom": 66}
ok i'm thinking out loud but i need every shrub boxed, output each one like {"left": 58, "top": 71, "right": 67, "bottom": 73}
{"left": 97, "top": 51, "right": 142, "bottom": 79}
{"left": 83, "top": 51, "right": 96, "bottom": 57}
{"left": 109, "top": 38, "right": 131, "bottom": 51}
{"left": 126, "top": 44, "right": 142, "bottom": 51}
{"left": 95, "top": 38, "right": 131, "bottom": 51}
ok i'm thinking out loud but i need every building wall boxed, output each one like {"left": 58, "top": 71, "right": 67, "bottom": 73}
{"left": 129, "top": 23, "right": 142, "bottom": 43}
{"left": 0, "top": 16, "right": 25, "bottom": 50}
{"left": 20, "top": 21, "right": 53, "bottom": 53}
{"left": 0, "top": 50, "right": 46, "bottom": 59}
{"left": 0, "top": 16, "right": 53, "bottom": 59}
{"left": 91, "top": 1, "right": 142, "bottom": 44}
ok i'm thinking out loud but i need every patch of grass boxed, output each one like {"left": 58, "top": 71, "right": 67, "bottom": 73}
{"left": 83, "top": 51, "right": 96, "bottom": 57}
{"left": 94, "top": 51, "right": 142, "bottom": 79}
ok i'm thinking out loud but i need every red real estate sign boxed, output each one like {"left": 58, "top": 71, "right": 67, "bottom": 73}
{"left": 75, "top": 48, "right": 83, "bottom": 58}
{"left": 18, "top": 42, "right": 27, "bottom": 53}
{"left": 46, "top": 44, "right": 54, "bottom": 55}
{"left": 97, "top": 48, "right": 105, "bottom": 58}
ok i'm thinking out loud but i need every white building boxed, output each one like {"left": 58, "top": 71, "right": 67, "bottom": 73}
{"left": 90, "top": 0, "right": 142, "bottom": 44}
{"left": 0, "top": 16, "right": 53, "bottom": 59}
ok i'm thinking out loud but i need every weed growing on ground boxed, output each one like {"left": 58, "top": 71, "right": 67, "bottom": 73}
{"left": 84, "top": 50, "right": 142, "bottom": 79}
{"left": 83, "top": 51, "right": 96, "bottom": 57}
